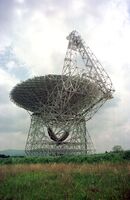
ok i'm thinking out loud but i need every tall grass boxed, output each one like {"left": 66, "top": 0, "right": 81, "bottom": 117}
{"left": 0, "top": 162, "right": 129, "bottom": 177}
{"left": 0, "top": 163, "right": 130, "bottom": 200}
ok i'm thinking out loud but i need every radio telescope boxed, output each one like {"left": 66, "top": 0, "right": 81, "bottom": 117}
{"left": 10, "top": 31, "right": 114, "bottom": 156}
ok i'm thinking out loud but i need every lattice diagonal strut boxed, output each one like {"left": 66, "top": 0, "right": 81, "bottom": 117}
{"left": 10, "top": 30, "right": 114, "bottom": 156}
{"left": 62, "top": 30, "right": 114, "bottom": 121}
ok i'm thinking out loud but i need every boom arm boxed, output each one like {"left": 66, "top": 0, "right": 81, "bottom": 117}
{"left": 62, "top": 30, "right": 114, "bottom": 97}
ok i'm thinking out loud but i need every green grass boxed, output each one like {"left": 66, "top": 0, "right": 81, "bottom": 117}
{"left": 1, "top": 151, "right": 129, "bottom": 165}
{"left": 0, "top": 163, "right": 130, "bottom": 200}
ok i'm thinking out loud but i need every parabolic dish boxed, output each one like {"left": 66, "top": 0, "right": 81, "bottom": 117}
{"left": 10, "top": 74, "right": 104, "bottom": 117}
{"left": 9, "top": 30, "right": 114, "bottom": 157}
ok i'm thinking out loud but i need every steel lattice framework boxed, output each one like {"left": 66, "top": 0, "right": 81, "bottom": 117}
{"left": 10, "top": 30, "right": 114, "bottom": 156}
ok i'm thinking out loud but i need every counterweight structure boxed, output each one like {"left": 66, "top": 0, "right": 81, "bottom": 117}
{"left": 10, "top": 31, "right": 114, "bottom": 156}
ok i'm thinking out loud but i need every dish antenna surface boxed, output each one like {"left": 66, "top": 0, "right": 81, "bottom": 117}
{"left": 10, "top": 31, "right": 114, "bottom": 156}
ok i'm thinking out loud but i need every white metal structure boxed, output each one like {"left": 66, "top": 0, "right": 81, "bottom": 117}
{"left": 10, "top": 31, "right": 114, "bottom": 156}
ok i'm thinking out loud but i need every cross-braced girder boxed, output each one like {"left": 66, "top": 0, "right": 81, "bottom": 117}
{"left": 25, "top": 115, "right": 95, "bottom": 156}
{"left": 10, "top": 30, "right": 114, "bottom": 156}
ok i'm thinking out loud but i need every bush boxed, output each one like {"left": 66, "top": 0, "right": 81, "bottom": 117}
{"left": 123, "top": 150, "right": 130, "bottom": 160}
{"left": 2, "top": 158, "right": 12, "bottom": 164}
{"left": 112, "top": 145, "right": 123, "bottom": 152}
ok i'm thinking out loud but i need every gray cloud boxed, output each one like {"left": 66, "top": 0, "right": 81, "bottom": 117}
{"left": 0, "top": 0, "right": 130, "bottom": 152}
{"left": 0, "top": 0, "right": 17, "bottom": 49}
{"left": 0, "top": 105, "right": 29, "bottom": 133}
{"left": 0, "top": 86, "right": 10, "bottom": 104}
{"left": 0, "top": 0, "right": 15, "bottom": 27}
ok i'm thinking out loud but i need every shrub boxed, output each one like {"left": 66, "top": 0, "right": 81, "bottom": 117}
{"left": 123, "top": 150, "right": 130, "bottom": 160}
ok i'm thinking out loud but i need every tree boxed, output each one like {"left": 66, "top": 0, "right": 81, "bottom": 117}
{"left": 112, "top": 145, "right": 123, "bottom": 152}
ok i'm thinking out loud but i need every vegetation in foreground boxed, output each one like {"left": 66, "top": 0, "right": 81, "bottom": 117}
{"left": 0, "top": 162, "right": 130, "bottom": 200}
{"left": 0, "top": 150, "right": 130, "bottom": 165}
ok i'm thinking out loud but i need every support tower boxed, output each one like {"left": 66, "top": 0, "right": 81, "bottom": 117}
{"left": 10, "top": 31, "right": 114, "bottom": 156}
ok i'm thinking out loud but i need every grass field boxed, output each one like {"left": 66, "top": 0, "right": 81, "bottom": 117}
{"left": 0, "top": 150, "right": 130, "bottom": 165}
{"left": 0, "top": 162, "right": 130, "bottom": 200}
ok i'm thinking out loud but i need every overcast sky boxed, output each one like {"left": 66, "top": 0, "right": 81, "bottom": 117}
{"left": 0, "top": 0, "right": 130, "bottom": 153}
